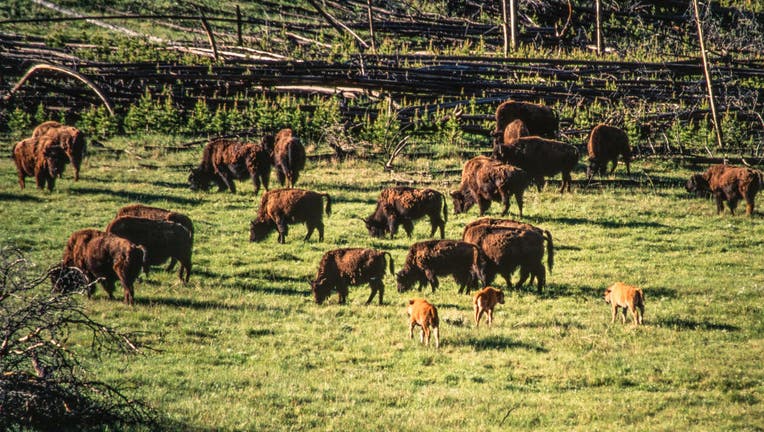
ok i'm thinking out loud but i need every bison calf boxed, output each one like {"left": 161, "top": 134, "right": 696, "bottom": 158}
{"left": 365, "top": 186, "right": 447, "bottom": 239}
{"left": 106, "top": 216, "right": 193, "bottom": 284}
{"left": 686, "top": 164, "right": 760, "bottom": 216}
{"left": 188, "top": 137, "right": 272, "bottom": 194}
{"left": 33, "top": 121, "right": 87, "bottom": 181}
{"left": 56, "top": 229, "right": 146, "bottom": 305}
{"left": 310, "top": 248, "right": 394, "bottom": 305}
{"left": 604, "top": 282, "right": 644, "bottom": 325}
{"left": 586, "top": 123, "right": 631, "bottom": 179}
{"left": 493, "top": 136, "right": 579, "bottom": 193}
{"left": 407, "top": 298, "right": 440, "bottom": 348}
{"left": 273, "top": 128, "right": 306, "bottom": 188}
{"left": 473, "top": 286, "right": 505, "bottom": 327}
{"left": 13, "top": 136, "right": 69, "bottom": 192}
{"left": 250, "top": 188, "right": 331, "bottom": 243}
{"left": 397, "top": 240, "right": 484, "bottom": 294}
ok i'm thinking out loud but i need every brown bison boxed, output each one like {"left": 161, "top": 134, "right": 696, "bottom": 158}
{"left": 502, "top": 119, "right": 530, "bottom": 143}
{"left": 365, "top": 186, "right": 447, "bottom": 239}
{"left": 407, "top": 298, "right": 440, "bottom": 348}
{"left": 586, "top": 123, "right": 631, "bottom": 179}
{"left": 397, "top": 240, "right": 484, "bottom": 294}
{"left": 310, "top": 248, "right": 395, "bottom": 305}
{"left": 451, "top": 159, "right": 531, "bottom": 217}
{"left": 451, "top": 156, "right": 493, "bottom": 214}
{"left": 493, "top": 136, "right": 579, "bottom": 193}
{"left": 493, "top": 100, "right": 558, "bottom": 140}
{"left": 55, "top": 229, "right": 147, "bottom": 305}
{"left": 32, "top": 121, "right": 87, "bottom": 181}
{"left": 188, "top": 137, "right": 273, "bottom": 194}
{"left": 273, "top": 128, "right": 306, "bottom": 187}
{"left": 12, "top": 136, "right": 69, "bottom": 191}
{"left": 462, "top": 219, "right": 553, "bottom": 293}
{"left": 106, "top": 216, "right": 193, "bottom": 284}
{"left": 115, "top": 204, "right": 194, "bottom": 272}
{"left": 250, "top": 188, "right": 331, "bottom": 243}
{"left": 686, "top": 164, "right": 761, "bottom": 216}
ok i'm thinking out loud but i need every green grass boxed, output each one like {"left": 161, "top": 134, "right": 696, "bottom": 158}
{"left": 1, "top": 139, "right": 763, "bottom": 431}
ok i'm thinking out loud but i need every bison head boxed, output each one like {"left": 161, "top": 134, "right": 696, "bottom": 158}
{"left": 450, "top": 190, "right": 475, "bottom": 214}
{"left": 249, "top": 219, "right": 275, "bottom": 242}
{"left": 396, "top": 266, "right": 423, "bottom": 293}
{"left": 188, "top": 167, "right": 213, "bottom": 191}
{"left": 586, "top": 157, "right": 606, "bottom": 179}
{"left": 685, "top": 173, "right": 710, "bottom": 197}
{"left": 603, "top": 286, "right": 613, "bottom": 304}
{"left": 42, "top": 145, "right": 68, "bottom": 178}
{"left": 261, "top": 134, "right": 276, "bottom": 156}
{"left": 363, "top": 216, "right": 387, "bottom": 238}
{"left": 310, "top": 277, "right": 332, "bottom": 304}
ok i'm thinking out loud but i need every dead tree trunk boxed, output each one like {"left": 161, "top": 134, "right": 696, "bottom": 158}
{"left": 692, "top": 0, "right": 724, "bottom": 148}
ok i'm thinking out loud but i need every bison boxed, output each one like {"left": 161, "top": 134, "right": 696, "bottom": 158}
{"left": 407, "top": 298, "right": 440, "bottom": 348}
{"left": 451, "top": 158, "right": 531, "bottom": 217}
{"left": 451, "top": 156, "right": 494, "bottom": 214}
{"left": 365, "top": 187, "right": 447, "bottom": 239}
{"left": 272, "top": 128, "right": 306, "bottom": 188}
{"left": 493, "top": 136, "right": 579, "bottom": 193}
{"left": 106, "top": 216, "right": 193, "bottom": 284}
{"left": 686, "top": 164, "right": 760, "bottom": 216}
{"left": 250, "top": 188, "right": 331, "bottom": 243}
{"left": 12, "top": 136, "right": 69, "bottom": 192}
{"left": 397, "top": 240, "right": 484, "bottom": 294}
{"left": 32, "top": 121, "right": 87, "bottom": 181}
{"left": 115, "top": 204, "right": 194, "bottom": 272}
{"left": 502, "top": 119, "right": 530, "bottom": 144}
{"left": 55, "top": 229, "right": 147, "bottom": 305}
{"left": 188, "top": 137, "right": 273, "bottom": 194}
{"left": 586, "top": 123, "right": 631, "bottom": 179}
{"left": 462, "top": 219, "right": 553, "bottom": 293}
{"left": 310, "top": 248, "right": 395, "bottom": 305}
{"left": 493, "top": 100, "right": 558, "bottom": 140}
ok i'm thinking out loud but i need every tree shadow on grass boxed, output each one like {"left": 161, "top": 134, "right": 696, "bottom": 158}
{"left": 658, "top": 317, "right": 740, "bottom": 332}
{"left": 454, "top": 335, "right": 548, "bottom": 352}
{"left": 136, "top": 296, "right": 243, "bottom": 310}
{"left": 69, "top": 186, "right": 201, "bottom": 206}
{"left": 527, "top": 214, "right": 668, "bottom": 229}
{"left": 541, "top": 283, "right": 678, "bottom": 300}
{"left": 0, "top": 192, "right": 45, "bottom": 202}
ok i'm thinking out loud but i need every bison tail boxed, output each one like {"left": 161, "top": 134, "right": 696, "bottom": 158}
{"left": 441, "top": 192, "right": 448, "bottom": 223}
{"left": 322, "top": 193, "right": 332, "bottom": 217}
{"left": 544, "top": 230, "right": 554, "bottom": 273}
{"left": 384, "top": 251, "right": 395, "bottom": 275}
{"left": 137, "top": 245, "right": 150, "bottom": 275}
{"left": 469, "top": 243, "right": 487, "bottom": 287}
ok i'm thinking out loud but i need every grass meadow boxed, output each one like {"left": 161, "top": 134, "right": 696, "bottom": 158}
{"left": 1, "top": 137, "right": 763, "bottom": 431}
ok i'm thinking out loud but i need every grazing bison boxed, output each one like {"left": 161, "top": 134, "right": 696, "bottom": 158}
{"left": 310, "top": 248, "right": 395, "bottom": 305}
{"left": 686, "top": 164, "right": 761, "bottom": 216}
{"left": 452, "top": 159, "right": 530, "bottom": 217}
{"left": 32, "top": 121, "right": 87, "bottom": 181}
{"left": 462, "top": 220, "right": 553, "bottom": 293}
{"left": 493, "top": 136, "right": 579, "bottom": 193}
{"left": 115, "top": 204, "right": 194, "bottom": 272}
{"left": 407, "top": 298, "right": 440, "bottom": 348}
{"left": 493, "top": 100, "right": 558, "bottom": 140}
{"left": 106, "top": 216, "right": 193, "bottom": 284}
{"left": 586, "top": 123, "right": 631, "bottom": 179}
{"left": 397, "top": 240, "right": 484, "bottom": 294}
{"left": 451, "top": 156, "right": 494, "bottom": 214}
{"left": 365, "top": 187, "right": 447, "bottom": 239}
{"left": 12, "top": 136, "right": 69, "bottom": 191}
{"left": 188, "top": 137, "right": 273, "bottom": 194}
{"left": 55, "top": 229, "right": 146, "bottom": 305}
{"left": 272, "top": 128, "right": 306, "bottom": 187}
{"left": 250, "top": 188, "right": 331, "bottom": 243}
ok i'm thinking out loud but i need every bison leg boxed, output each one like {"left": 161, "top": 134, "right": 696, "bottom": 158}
{"left": 560, "top": 171, "right": 572, "bottom": 193}
{"left": 609, "top": 159, "right": 618, "bottom": 175}
{"left": 534, "top": 175, "right": 545, "bottom": 192}
{"left": 637, "top": 304, "right": 645, "bottom": 325}
{"left": 499, "top": 191, "right": 511, "bottom": 216}
{"left": 252, "top": 176, "right": 261, "bottom": 195}
{"left": 514, "top": 190, "right": 524, "bottom": 218}
{"left": 487, "top": 308, "right": 494, "bottom": 326}
{"left": 276, "top": 220, "right": 288, "bottom": 244}
{"left": 221, "top": 171, "right": 237, "bottom": 193}
{"left": 101, "top": 278, "right": 116, "bottom": 299}
{"left": 428, "top": 216, "right": 445, "bottom": 239}
{"left": 337, "top": 283, "right": 349, "bottom": 304}
{"left": 611, "top": 304, "right": 618, "bottom": 324}
{"left": 621, "top": 307, "right": 628, "bottom": 324}
{"left": 179, "top": 254, "right": 192, "bottom": 284}
{"left": 727, "top": 196, "right": 740, "bottom": 215}
{"left": 424, "top": 269, "right": 439, "bottom": 292}
{"left": 533, "top": 264, "right": 546, "bottom": 294}
{"left": 714, "top": 193, "right": 725, "bottom": 214}
{"left": 478, "top": 197, "right": 491, "bottom": 217}
{"left": 409, "top": 322, "right": 415, "bottom": 339}
{"left": 367, "top": 279, "right": 384, "bottom": 305}
{"left": 304, "top": 225, "right": 315, "bottom": 241}
{"left": 276, "top": 166, "right": 287, "bottom": 187}
{"left": 401, "top": 219, "right": 416, "bottom": 239}
{"left": 475, "top": 305, "right": 484, "bottom": 327}
{"left": 422, "top": 325, "right": 430, "bottom": 346}
{"left": 17, "top": 171, "right": 26, "bottom": 189}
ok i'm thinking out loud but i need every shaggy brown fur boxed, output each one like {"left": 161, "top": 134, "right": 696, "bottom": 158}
{"left": 106, "top": 216, "right": 193, "bottom": 284}
{"left": 493, "top": 136, "right": 579, "bottom": 193}
{"left": 115, "top": 203, "right": 194, "bottom": 272}
{"left": 451, "top": 156, "right": 495, "bottom": 214}
{"left": 250, "top": 188, "right": 331, "bottom": 243}
{"left": 473, "top": 286, "right": 505, "bottom": 327}
{"left": 365, "top": 187, "right": 447, "bottom": 239}
{"left": 272, "top": 128, "right": 306, "bottom": 187}
{"left": 493, "top": 100, "right": 558, "bottom": 139}
{"left": 502, "top": 119, "right": 530, "bottom": 144}
{"left": 56, "top": 229, "right": 146, "bottom": 305}
{"left": 451, "top": 157, "right": 530, "bottom": 216}
{"left": 188, "top": 137, "right": 272, "bottom": 194}
{"left": 586, "top": 123, "right": 631, "bottom": 179}
{"left": 462, "top": 221, "right": 553, "bottom": 293}
{"left": 12, "top": 136, "right": 69, "bottom": 191}
{"left": 685, "top": 164, "right": 761, "bottom": 216}
{"left": 310, "top": 248, "right": 395, "bottom": 305}
{"left": 33, "top": 121, "right": 87, "bottom": 181}
{"left": 604, "top": 282, "right": 644, "bottom": 325}
{"left": 407, "top": 298, "right": 440, "bottom": 348}
{"left": 396, "top": 240, "right": 484, "bottom": 294}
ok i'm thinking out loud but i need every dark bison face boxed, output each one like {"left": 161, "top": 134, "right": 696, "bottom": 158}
{"left": 249, "top": 219, "right": 274, "bottom": 242}
{"left": 586, "top": 158, "right": 605, "bottom": 179}
{"left": 685, "top": 174, "right": 710, "bottom": 197}
{"left": 43, "top": 146, "right": 68, "bottom": 178}
{"left": 450, "top": 190, "right": 469, "bottom": 214}
{"left": 364, "top": 217, "right": 386, "bottom": 238}
{"left": 396, "top": 267, "right": 420, "bottom": 293}
{"left": 261, "top": 134, "right": 276, "bottom": 156}
{"left": 310, "top": 278, "right": 331, "bottom": 304}
{"left": 188, "top": 167, "right": 212, "bottom": 191}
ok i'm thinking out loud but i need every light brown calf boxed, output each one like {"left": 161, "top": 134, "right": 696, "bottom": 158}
{"left": 473, "top": 286, "right": 505, "bottom": 327}
{"left": 407, "top": 298, "right": 440, "bottom": 348}
{"left": 604, "top": 282, "right": 644, "bottom": 325}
